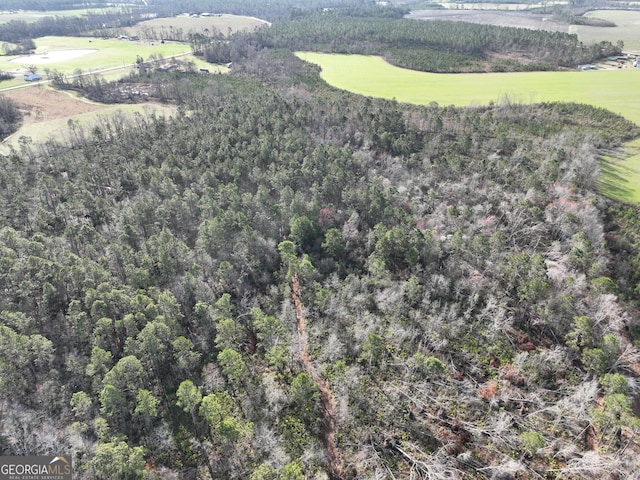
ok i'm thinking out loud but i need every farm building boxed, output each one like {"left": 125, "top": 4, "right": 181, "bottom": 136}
{"left": 23, "top": 73, "right": 41, "bottom": 81}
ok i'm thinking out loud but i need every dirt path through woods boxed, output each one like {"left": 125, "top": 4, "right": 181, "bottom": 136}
{"left": 291, "top": 274, "right": 345, "bottom": 480}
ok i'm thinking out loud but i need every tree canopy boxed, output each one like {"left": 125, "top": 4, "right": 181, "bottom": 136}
{"left": 1, "top": 3, "right": 640, "bottom": 479}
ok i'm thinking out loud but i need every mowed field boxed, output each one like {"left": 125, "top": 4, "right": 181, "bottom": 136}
{"left": 298, "top": 53, "right": 640, "bottom": 121}
{"left": 0, "top": 14, "right": 264, "bottom": 149}
{"left": 599, "top": 139, "right": 640, "bottom": 203}
{"left": 0, "top": 36, "right": 191, "bottom": 89}
{"left": 297, "top": 52, "right": 640, "bottom": 202}
{"left": 0, "top": 87, "right": 177, "bottom": 154}
{"left": 574, "top": 10, "right": 640, "bottom": 51}
{"left": 122, "top": 14, "right": 270, "bottom": 37}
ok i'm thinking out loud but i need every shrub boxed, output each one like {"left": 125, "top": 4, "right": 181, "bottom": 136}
{"left": 410, "top": 352, "right": 446, "bottom": 377}
{"left": 600, "top": 373, "right": 629, "bottom": 395}
{"left": 520, "top": 431, "right": 545, "bottom": 456}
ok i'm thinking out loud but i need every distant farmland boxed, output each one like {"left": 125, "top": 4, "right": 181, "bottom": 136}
{"left": 118, "top": 14, "right": 270, "bottom": 39}
{"left": 408, "top": 8, "right": 640, "bottom": 51}
{"left": 0, "top": 17, "right": 239, "bottom": 146}
{"left": 297, "top": 52, "right": 640, "bottom": 203}
{"left": 0, "top": 8, "right": 123, "bottom": 24}
{"left": 0, "top": 36, "right": 192, "bottom": 89}
{"left": 298, "top": 52, "right": 640, "bottom": 122}
{"left": 574, "top": 10, "right": 640, "bottom": 51}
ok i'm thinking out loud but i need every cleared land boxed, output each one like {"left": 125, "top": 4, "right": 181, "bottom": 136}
{"left": 438, "top": 2, "right": 568, "bottom": 10}
{"left": 0, "top": 87, "right": 176, "bottom": 153}
{"left": 5, "top": 86, "right": 104, "bottom": 122}
{"left": 0, "top": 36, "right": 192, "bottom": 89}
{"left": 298, "top": 52, "right": 640, "bottom": 122}
{"left": 121, "top": 14, "right": 270, "bottom": 37}
{"left": 10, "top": 49, "right": 96, "bottom": 65}
{"left": 574, "top": 10, "right": 640, "bottom": 51}
{"left": 406, "top": 10, "right": 569, "bottom": 32}
{"left": 408, "top": 8, "right": 640, "bottom": 49}
{"left": 297, "top": 52, "right": 640, "bottom": 202}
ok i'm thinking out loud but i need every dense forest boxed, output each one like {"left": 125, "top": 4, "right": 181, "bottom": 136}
{"left": 250, "top": 10, "right": 620, "bottom": 72}
{"left": 2, "top": 2, "right": 640, "bottom": 479}
{"left": 0, "top": 0, "right": 371, "bottom": 17}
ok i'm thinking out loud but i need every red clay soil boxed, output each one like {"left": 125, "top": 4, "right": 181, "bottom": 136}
{"left": 291, "top": 274, "right": 346, "bottom": 480}
{"left": 5, "top": 87, "right": 105, "bottom": 124}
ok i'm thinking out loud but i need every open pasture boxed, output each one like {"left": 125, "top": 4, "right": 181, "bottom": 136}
{"left": 297, "top": 52, "right": 640, "bottom": 203}
{"left": 123, "top": 14, "right": 270, "bottom": 37}
{"left": 0, "top": 36, "right": 191, "bottom": 88}
{"left": 10, "top": 49, "right": 96, "bottom": 65}
{"left": 574, "top": 10, "right": 640, "bottom": 52}
{"left": 297, "top": 52, "right": 640, "bottom": 122}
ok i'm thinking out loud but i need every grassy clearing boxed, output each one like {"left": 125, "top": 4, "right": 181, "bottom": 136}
{"left": 0, "top": 36, "right": 219, "bottom": 154}
{"left": 12, "top": 36, "right": 190, "bottom": 71}
{"left": 0, "top": 36, "right": 192, "bottom": 88}
{"left": 297, "top": 52, "right": 640, "bottom": 202}
{"left": 1, "top": 102, "right": 177, "bottom": 154}
{"left": 123, "top": 14, "right": 269, "bottom": 37}
{"left": 574, "top": 10, "right": 640, "bottom": 51}
{"left": 297, "top": 52, "right": 640, "bottom": 123}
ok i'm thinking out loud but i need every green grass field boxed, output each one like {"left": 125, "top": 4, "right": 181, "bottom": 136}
{"left": 297, "top": 52, "right": 640, "bottom": 121}
{"left": 8, "top": 36, "right": 191, "bottom": 72}
{"left": 0, "top": 36, "right": 192, "bottom": 88}
{"left": 297, "top": 52, "right": 640, "bottom": 203}
{"left": 574, "top": 10, "right": 640, "bottom": 51}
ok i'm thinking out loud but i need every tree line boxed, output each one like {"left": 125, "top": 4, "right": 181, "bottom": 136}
{"left": 252, "top": 10, "right": 620, "bottom": 72}
{"left": 0, "top": 97, "right": 22, "bottom": 139}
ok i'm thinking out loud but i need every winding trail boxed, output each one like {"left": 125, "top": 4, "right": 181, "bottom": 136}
{"left": 291, "top": 274, "right": 345, "bottom": 480}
